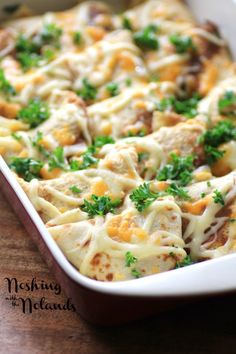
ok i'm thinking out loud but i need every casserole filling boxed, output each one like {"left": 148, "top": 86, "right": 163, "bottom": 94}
{"left": 1, "top": 0, "right": 236, "bottom": 281}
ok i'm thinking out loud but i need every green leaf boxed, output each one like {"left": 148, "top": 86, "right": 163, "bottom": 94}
{"left": 200, "top": 120, "right": 236, "bottom": 148}
{"left": 134, "top": 24, "right": 159, "bottom": 50}
{"left": 0, "top": 69, "right": 16, "bottom": 96}
{"left": 122, "top": 17, "right": 133, "bottom": 31}
{"left": 212, "top": 190, "right": 225, "bottom": 206}
{"left": 76, "top": 78, "right": 97, "bottom": 101}
{"left": 131, "top": 268, "right": 141, "bottom": 278}
{"left": 169, "top": 34, "right": 196, "bottom": 54}
{"left": 69, "top": 185, "right": 82, "bottom": 194}
{"left": 48, "top": 146, "right": 67, "bottom": 171}
{"left": 73, "top": 31, "right": 82, "bottom": 45}
{"left": 17, "top": 98, "right": 50, "bottom": 128}
{"left": 166, "top": 183, "right": 191, "bottom": 201}
{"left": 218, "top": 91, "right": 236, "bottom": 116}
{"left": 106, "top": 82, "right": 120, "bottom": 97}
{"left": 125, "top": 251, "right": 138, "bottom": 267}
{"left": 130, "top": 182, "right": 161, "bottom": 212}
{"left": 10, "top": 157, "right": 43, "bottom": 181}
{"left": 93, "top": 135, "right": 115, "bottom": 148}
{"left": 157, "top": 153, "right": 195, "bottom": 186}
{"left": 175, "top": 255, "right": 194, "bottom": 268}
{"left": 81, "top": 195, "right": 121, "bottom": 217}
{"left": 157, "top": 94, "right": 201, "bottom": 118}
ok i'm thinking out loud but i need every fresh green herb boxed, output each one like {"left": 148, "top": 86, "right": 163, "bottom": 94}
{"left": 70, "top": 149, "right": 98, "bottom": 171}
{"left": 125, "top": 251, "right": 138, "bottom": 267}
{"left": 15, "top": 24, "right": 62, "bottom": 70}
{"left": 17, "top": 98, "right": 50, "bottom": 128}
{"left": 73, "top": 31, "right": 82, "bottom": 45}
{"left": 207, "top": 181, "right": 212, "bottom": 188}
{"left": 130, "top": 182, "right": 161, "bottom": 212}
{"left": 81, "top": 195, "right": 121, "bottom": 217}
{"left": 48, "top": 146, "right": 67, "bottom": 171}
{"left": 175, "top": 255, "right": 194, "bottom": 268}
{"left": 93, "top": 135, "right": 115, "bottom": 148}
{"left": 200, "top": 120, "right": 236, "bottom": 165}
{"left": 76, "top": 78, "right": 97, "bottom": 102}
{"left": 106, "top": 82, "right": 120, "bottom": 97}
{"left": 218, "top": 91, "right": 236, "bottom": 116}
{"left": 166, "top": 183, "right": 191, "bottom": 201}
{"left": 31, "top": 132, "right": 49, "bottom": 157}
{"left": 157, "top": 94, "right": 201, "bottom": 118}
{"left": 157, "top": 153, "right": 195, "bottom": 186}
{"left": 204, "top": 145, "right": 225, "bottom": 165}
{"left": 200, "top": 120, "right": 236, "bottom": 148}
{"left": 69, "top": 185, "right": 82, "bottom": 194}
{"left": 212, "top": 190, "right": 225, "bottom": 206}
{"left": 201, "top": 192, "right": 206, "bottom": 198}
{"left": 10, "top": 157, "right": 43, "bottom": 181}
{"left": 40, "top": 23, "right": 63, "bottom": 49}
{"left": 125, "top": 77, "right": 132, "bottom": 87}
{"left": 138, "top": 152, "right": 149, "bottom": 162}
{"left": 133, "top": 24, "right": 159, "bottom": 50}
{"left": 70, "top": 136, "right": 114, "bottom": 171}
{"left": 122, "top": 17, "right": 133, "bottom": 31}
{"left": 125, "top": 129, "right": 146, "bottom": 137}
{"left": 131, "top": 268, "right": 141, "bottom": 278}
{"left": 0, "top": 69, "right": 16, "bottom": 96}
{"left": 229, "top": 218, "right": 236, "bottom": 223}
{"left": 169, "top": 34, "right": 196, "bottom": 54}
{"left": 11, "top": 132, "right": 22, "bottom": 141}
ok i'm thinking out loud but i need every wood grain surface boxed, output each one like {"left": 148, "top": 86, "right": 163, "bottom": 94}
{"left": 0, "top": 190, "right": 236, "bottom": 354}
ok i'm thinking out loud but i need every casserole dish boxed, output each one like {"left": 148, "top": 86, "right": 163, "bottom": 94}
{"left": 1, "top": 0, "right": 236, "bottom": 324}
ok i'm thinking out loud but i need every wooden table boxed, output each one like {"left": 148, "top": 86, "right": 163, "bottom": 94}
{"left": 0, "top": 190, "right": 236, "bottom": 354}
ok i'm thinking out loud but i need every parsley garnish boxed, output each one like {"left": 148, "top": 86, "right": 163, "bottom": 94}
{"left": 10, "top": 157, "right": 43, "bottom": 181}
{"left": 129, "top": 183, "right": 161, "bottom": 212}
{"left": 70, "top": 146, "right": 98, "bottom": 171}
{"left": 76, "top": 78, "right": 97, "bottom": 102}
{"left": 122, "top": 17, "right": 133, "bottom": 31}
{"left": 40, "top": 23, "right": 63, "bottom": 48}
{"left": 125, "top": 78, "right": 132, "bottom": 87}
{"left": 131, "top": 269, "right": 141, "bottom": 278}
{"left": 17, "top": 98, "right": 50, "bottom": 128}
{"left": 69, "top": 185, "right": 82, "bottom": 194}
{"left": 93, "top": 135, "right": 115, "bottom": 148}
{"left": 0, "top": 69, "right": 16, "bottom": 96}
{"left": 166, "top": 183, "right": 191, "bottom": 201}
{"left": 31, "top": 132, "right": 49, "bottom": 157}
{"left": 218, "top": 91, "right": 236, "bottom": 116}
{"left": 73, "top": 31, "right": 82, "bottom": 45}
{"left": 157, "top": 153, "right": 195, "bottom": 186}
{"left": 125, "top": 251, "right": 138, "bottom": 267}
{"left": 81, "top": 195, "right": 121, "bottom": 217}
{"left": 138, "top": 152, "right": 149, "bottom": 162}
{"left": 200, "top": 120, "right": 236, "bottom": 165}
{"left": 15, "top": 23, "right": 62, "bottom": 70}
{"left": 70, "top": 136, "right": 114, "bottom": 171}
{"left": 175, "top": 255, "right": 194, "bottom": 268}
{"left": 212, "top": 190, "right": 225, "bottom": 206}
{"left": 157, "top": 94, "right": 201, "bottom": 118}
{"left": 169, "top": 34, "right": 196, "bottom": 54}
{"left": 48, "top": 146, "right": 67, "bottom": 171}
{"left": 106, "top": 82, "right": 120, "bottom": 97}
{"left": 204, "top": 145, "right": 225, "bottom": 165}
{"left": 11, "top": 132, "right": 22, "bottom": 141}
{"left": 133, "top": 24, "right": 159, "bottom": 50}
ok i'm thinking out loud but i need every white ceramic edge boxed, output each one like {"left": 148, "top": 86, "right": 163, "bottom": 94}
{"left": 2, "top": 155, "right": 236, "bottom": 297}
{"left": 1, "top": 0, "right": 236, "bottom": 297}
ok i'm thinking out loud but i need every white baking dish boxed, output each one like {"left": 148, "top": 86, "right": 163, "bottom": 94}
{"left": 1, "top": 0, "right": 236, "bottom": 324}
